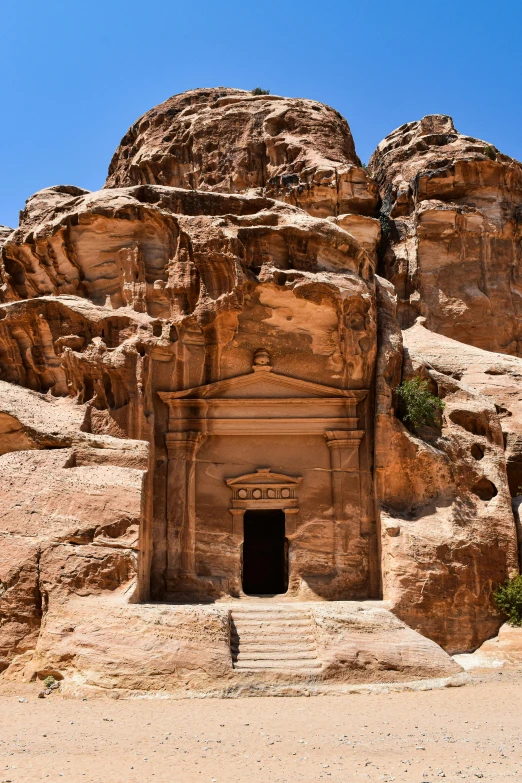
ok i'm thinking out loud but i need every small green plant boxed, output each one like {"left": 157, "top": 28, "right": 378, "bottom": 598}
{"left": 396, "top": 376, "right": 445, "bottom": 429}
{"left": 484, "top": 144, "right": 497, "bottom": 161}
{"left": 43, "top": 675, "right": 56, "bottom": 688}
{"left": 251, "top": 87, "right": 270, "bottom": 96}
{"left": 494, "top": 574, "right": 522, "bottom": 626}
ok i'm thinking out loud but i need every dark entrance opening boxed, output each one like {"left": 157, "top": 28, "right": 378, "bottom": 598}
{"left": 242, "top": 509, "right": 287, "bottom": 595}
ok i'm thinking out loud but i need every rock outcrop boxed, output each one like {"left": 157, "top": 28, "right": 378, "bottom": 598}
{"left": 375, "top": 309, "right": 519, "bottom": 652}
{"left": 0, "top": 226, "right": 12, "bottom": 246}
{"left": 370, "top": 115, "right": 522, "bottom": 355}
{"left": 3, "top": 598, "right": 461, "bottom": 696}
{"left": 0, "top": 90, "right": 521, "bottom": 693}
{"left": 454, "top": 623, "right": 522, "bottom": 670}
{"left": 105, "top": 88, "right": 378, "bottom": 218}
{"left": 0, "top": 382, "right": 146, "bottom": 672}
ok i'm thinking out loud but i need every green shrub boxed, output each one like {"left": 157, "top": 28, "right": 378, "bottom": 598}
{"left": 251, "top": 87, "right": 270, "bottom": 96}
{"left": 43, "top": 675, "right": 55, "bottom": 688}
{"left": 484, "top": 144, "right": 497, "bottom": 161}
{"left": 396, "top": 376, "right": 445, "bottom": 429}
{"left": 494, "top": 575, "right": 522, "bottom": 626}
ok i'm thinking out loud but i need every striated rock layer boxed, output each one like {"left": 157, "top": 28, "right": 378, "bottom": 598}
{"left": 370, "top": 114, "right": 522, "bottom": 355}
{"left": 0, "top": 382, "right": 146, "bottom": 671}
{"left": 0, "top": 90, "right": 520, "bottom": 692}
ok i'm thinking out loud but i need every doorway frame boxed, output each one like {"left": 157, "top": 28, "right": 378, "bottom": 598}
{"left": 226, "top": 468, "right": 301, "bottom": 531}
{"left": 241, "top": 508, "right": 288, "bottom": 595}
{"left": 226, "top": 469, "right": 300, "bottom": 595}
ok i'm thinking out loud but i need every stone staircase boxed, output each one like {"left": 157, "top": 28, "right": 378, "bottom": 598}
{"left": 230, "top": 605, "right": 322, "bottom": 673}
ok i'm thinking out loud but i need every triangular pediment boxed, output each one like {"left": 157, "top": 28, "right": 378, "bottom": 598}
{"left": 158, "top": 368, "right": 367, "bottom": 401}
{"left": 226, "top": 468, "right": 302, "bottom": 487}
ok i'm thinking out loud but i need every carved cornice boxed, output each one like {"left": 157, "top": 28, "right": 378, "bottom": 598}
{"left": 165, "top": 431, "right": 205, "bottom": 458}
{"left": 158, "top": 369, "right": 368, "bottom": 402}
{"left": 325, "top": 430, "right": 365, "bottom": 449}
{"left": 226, "top": 468, "right": 301, "bottom": 513}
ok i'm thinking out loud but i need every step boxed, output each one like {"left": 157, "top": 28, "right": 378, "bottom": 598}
{"left": 236, "top": 650, "right": 319, "bottom": 661}
{"left": 234, "top": 620, "right": 311, "bottom": 624}
{"left": 232, "top": 620, "right": 313, "bottom": 630}
{"left": 234, "top": 659, "right": 323, "bottom": 670}
{"left": 231, "top": 629, "right": 316, "bottom": 640}
{"left": 231, "top": 611, "right": 311, "bottom": 619}
{"left": 231, "top": 642, "right": 318, "bottom": 653}
{"left": 232, "top": 614, "right": 312, "bottom": 621}
{"left": 230, "top": 606, "right": 322, "bottom": 673}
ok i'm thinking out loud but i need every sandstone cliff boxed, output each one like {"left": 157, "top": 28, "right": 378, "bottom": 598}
{"left": 374, "top": 290, "right": 519, "bottom": 652}
{"left": 0, "top": 91, "right": 520, "bottom": 691}
{"left": 369, "top": 114, "right": 522, "bottom": 355}
{"left": 105, "top": 88, "right": 378, "bottom": 218}
{"left": 370, "top": 115, "right": 522, "bottom": 650}
{"left": 0, "top": 381, "right": 146, "bottom": 671}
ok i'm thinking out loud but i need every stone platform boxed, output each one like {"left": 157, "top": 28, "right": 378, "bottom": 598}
{"left": 2, "top": 593, "right": 463, "bottom": 698}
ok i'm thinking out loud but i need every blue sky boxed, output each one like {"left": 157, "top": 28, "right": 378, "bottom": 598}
{"left": 1, "top": 0, "right": 521, "bottom": 228}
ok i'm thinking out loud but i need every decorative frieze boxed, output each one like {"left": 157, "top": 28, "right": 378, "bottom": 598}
{"left": 226, "top": 468, "right": 302, "bottom": 513}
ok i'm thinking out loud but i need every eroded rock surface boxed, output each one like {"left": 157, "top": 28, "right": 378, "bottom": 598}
{"left": 105, "top": 88, "right": 378, "bottom": 218}
{"left": 0, "top": 382, "right": 146, "bottom": 671}
{"left": 0, "top": 226, "right": 12, "bottom": 246}
{"left": 370, "top": 115, "right": 522, "bottom": 355}
{"left": 3, "top": 598, "right": 460, "bottom": 695}
{"left": 0, "top": 91, "right": 521, "bottom": 691}
{"left": 374, "top": 285, "right": 519, "bottom": 652}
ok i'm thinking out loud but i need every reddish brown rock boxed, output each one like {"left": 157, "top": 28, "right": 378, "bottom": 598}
{"left": 105, "top": 88, "right": 378, "bottom": 218}
{"left": 454, "top": 623, "right": 522, "bottom": 669}
{"left": 0, "top": 172, "right": 381, "bottom": 673}
{"left": 1, "top": 90, "right": 521, "bottom": 692}
{"left": 370, "top": 115, "right": 522, "bottom": 355}
{"left": 374, "top": 282, "right": 518, "bottom": 653}
{"left": 0, "top": 382, "right": 147, "bottom": 671}
{"left": 403, "top": 320, "right": 522, "bottom": 498}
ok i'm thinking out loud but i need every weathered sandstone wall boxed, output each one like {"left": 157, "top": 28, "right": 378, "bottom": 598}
{"left": 370, "top": 114, "right": 522, "bottom": 355}
{"left": 0, "top": 174, "right": 380, "bottom": 607}
{"left": 105, "top": 88, "right": 378, "bottom": 218}
{"left": 0, "top": 382, "right": 147, "bottom": 672}
{"left": 0, "top": 90, "right": 521, "bottom": 689}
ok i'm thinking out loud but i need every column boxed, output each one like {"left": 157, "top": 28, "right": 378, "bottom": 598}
{"left": 325, "top": 430, "right": 364, "bottom": 563}
{"left": 166, "top": 431, "right": 204, "bottom": 582}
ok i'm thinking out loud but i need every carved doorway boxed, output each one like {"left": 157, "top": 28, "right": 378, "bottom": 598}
{"left": 242, "top": 510, "right": 288, "bottom": 595}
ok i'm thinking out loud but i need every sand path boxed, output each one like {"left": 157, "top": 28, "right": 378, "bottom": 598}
{"left": 0, "top": 671, "right": 521, "bottom": 782}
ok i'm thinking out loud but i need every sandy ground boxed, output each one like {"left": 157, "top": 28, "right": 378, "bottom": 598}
{"left": 0, "top": 671, "right": 521, "bottom": 783}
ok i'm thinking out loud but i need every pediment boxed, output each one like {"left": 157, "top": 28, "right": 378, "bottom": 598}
{"left": 226, "top": 468, "right": 302, "bottom": 487}
{"left": 158, "top": 367, "right": 367, "bottom": 402}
